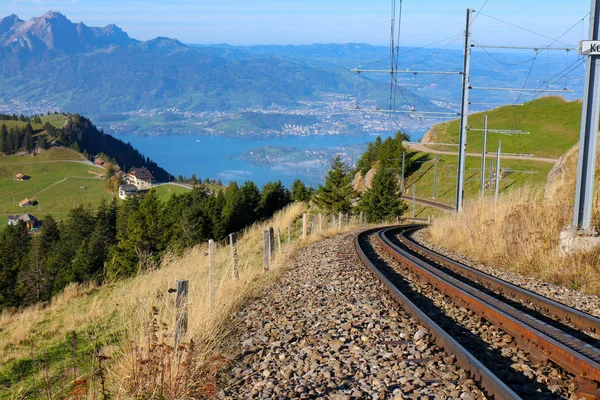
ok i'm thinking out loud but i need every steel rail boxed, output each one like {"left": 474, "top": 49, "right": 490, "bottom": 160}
{"left": 354, "top": 228, "right": 521, "bottom": 400}
{"left": 377, "top": 227, "right": 600, "bottom": 398}
{"left": 396, "top": 226, "right": 600, "bottom": 335}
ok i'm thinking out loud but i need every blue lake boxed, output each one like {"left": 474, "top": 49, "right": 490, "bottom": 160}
{"left": 115, "top": 131, "right": 426, "bottom": 187}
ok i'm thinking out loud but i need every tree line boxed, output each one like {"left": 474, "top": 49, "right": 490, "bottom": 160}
{"left": 0, "top": 180, "right": 294, "bottom": 310}
{"left": 0, "top": 123, "right": 36, "bottom": 154}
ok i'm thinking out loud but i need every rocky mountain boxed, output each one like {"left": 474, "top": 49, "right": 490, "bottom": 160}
{"left": 0, "top": 11, "right": 390, "bottom": 114}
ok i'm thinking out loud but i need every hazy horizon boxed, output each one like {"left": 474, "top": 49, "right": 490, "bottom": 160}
{"left": 1, "top": 1, "right": 590, "bottom": 48}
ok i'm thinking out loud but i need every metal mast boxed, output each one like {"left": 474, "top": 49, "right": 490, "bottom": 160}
{"left": 480, "top": 115, "right": 488, "bottom": 198}
{"left": 456, "top": 9, "right": 473, "bottom": 212}
{"left": 573, "top": 0, "right": 600, "bottom": 232}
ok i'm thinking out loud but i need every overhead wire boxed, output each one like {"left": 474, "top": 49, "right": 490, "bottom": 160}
{"left": 477, "top": 12, "right": 575, "bottom": 47}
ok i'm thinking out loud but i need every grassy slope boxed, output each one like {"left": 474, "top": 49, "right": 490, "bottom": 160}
{"left": 153, "top": 183, "right": 192, "bottom": 201}
{"left": 40, "top": 114, "right": 67, "bottom": 128}
{"left": 404, "top": 152, "right": 552, "bottom": 207}
{"left": 425, "top": 97, "right": 581, "bottom": 158}
{"left": 0, "top": 148, "right": 111, "bottom": 226}
{"left": 403, "top": 96, "right": 580, "bottom": 207}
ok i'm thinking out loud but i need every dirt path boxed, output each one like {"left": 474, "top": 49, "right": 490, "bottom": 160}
{"left": 405, "top": 142, "right": 559, "bottom": 164}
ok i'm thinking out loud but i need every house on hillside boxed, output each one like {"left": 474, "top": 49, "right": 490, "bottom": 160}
{"left": 19, "top": 198, "right": 34, "bottom": 208}
{"left": 118, "top": 184, "right": 138, "bottom": 200}
{"left": 7, "top": 214, "right": 39, "bottom": 230}
{"left": 128, "top": 167, "right": 155, "bottom": 190}
{"left": 14, "top": 173, "right": 30, "bottom": 181}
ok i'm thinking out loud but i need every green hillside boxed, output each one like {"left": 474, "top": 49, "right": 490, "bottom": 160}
{"left": 426, "top": 97, "right": 581, "bottom": 158}
{"left": 403, "top": 153, "right": 553, "bottom": 207}
{"left": 0, "top": 147, "right": 112, "bottom": 227}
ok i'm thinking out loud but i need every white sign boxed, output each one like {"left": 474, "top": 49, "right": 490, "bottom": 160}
{"left": 579, "top": 40, "right": 600, "bottom": 56}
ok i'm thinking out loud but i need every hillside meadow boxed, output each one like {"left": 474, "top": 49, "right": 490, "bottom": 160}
{"left": 425, "top": 97, "right": 581, "bottom": 158}
{"left": 0, "top": 147, "right": 111, "bottom": 227}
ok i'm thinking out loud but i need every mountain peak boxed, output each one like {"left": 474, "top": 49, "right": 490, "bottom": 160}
{"left": 41, "top": 10, "right": 66, "bottom": 19}
{"left": 0, "top": 11, "right": 136, "bottom": 54}
{"left": 0, "top": 14, "right": 23, "bottom": 35}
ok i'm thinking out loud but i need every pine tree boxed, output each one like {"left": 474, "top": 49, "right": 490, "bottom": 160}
{"left": 37, "top": 134, "right": 48, "bottom": 150}
{"left": 0, "top": 124, "right": 7, "bottom": 153}
{"left": 0, "top": 222, "right": 31, "bottom": 309}
{"left": 108, "top": 191, "right": 165, "bottom": 278}
{"left": 220, "top": 182, "right": 246, "bottom": 234}
{"left": 240, "top": 181, "right": 261, "bottom": 226}
{"left": 313, "top": 156, "right": 357, "bottom": 213}
{"left": 259, "top": 181, "right": 291, "bottom": 219}
{"left": 291, "top": 179, "right": 311, "bottom": 202}
{"left": 359, "top": 167, "right": 407, "bottom": 222}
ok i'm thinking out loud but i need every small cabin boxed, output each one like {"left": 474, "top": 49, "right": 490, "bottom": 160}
{"left": 14, "top": 173, "right": 30, "bottom": 181}
{"left": 119, "top": 184, "right": 138, "bottom": 200}
{"left": 8, "top": 214, "right": 39, "bottom": 230}
{"left": 19, "top": 198, "right": 34, "bottom": 208}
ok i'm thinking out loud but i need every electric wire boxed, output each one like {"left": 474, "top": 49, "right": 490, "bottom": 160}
{"left": 477, "top": 12, "right": 575, "bottom": 47}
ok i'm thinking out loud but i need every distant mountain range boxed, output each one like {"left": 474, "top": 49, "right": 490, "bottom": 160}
{"left": 0, "top": 11, "right": 585, "bottom": 134}
{"left": 0, "top": 11, "right": 395, "bottom": 114}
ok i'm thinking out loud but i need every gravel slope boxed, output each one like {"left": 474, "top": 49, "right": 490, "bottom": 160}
{"left": 220, "top": 232, "right": 484, "bottom": 399}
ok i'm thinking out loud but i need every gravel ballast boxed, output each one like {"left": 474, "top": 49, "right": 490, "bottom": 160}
{"left": 220, "top": 232, "right": 484, "bottom": 399}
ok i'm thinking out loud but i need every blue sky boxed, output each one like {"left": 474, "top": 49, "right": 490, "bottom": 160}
{"left": 1, "top": 0, "right": 591, "bottom": 47}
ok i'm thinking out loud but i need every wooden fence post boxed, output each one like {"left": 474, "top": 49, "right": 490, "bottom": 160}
{"left": 360, "top": 211, "right": 364, "bottom": 225}
{"left": 208, "top": 239, "right": 215, "bottom": 309}
{"left": 229, "top": 233, "right": 238, "bottom": 281}
{"left": 174, "top": 280, "right": 189, "bottom": 346}
{"left": 269, "top": 227, "right": 275, "bottom": 260}
{"left": 338, "top": 212, "right": 342, "bottom": 231}
{"left": 311, "top": 216, "right": 316, "bottom": 235}
{"left": 276, "top": 228, "right": 282, "bottom": 254}
{"left": 288, "top": 223, "right": 291, "bottom": 243}
{"left": 319, "top": 213, "right": 323, "bottom": 233}
{"left": 302, "top": 213, "right": 307, "bottom": 240}
{"left": 263, "top": 230, "right": 270, "bottom": 271}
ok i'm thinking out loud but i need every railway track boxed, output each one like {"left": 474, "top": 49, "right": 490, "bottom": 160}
{"left": 399, "top": 194, "right": 455, "bottom": 212}
{"left": 355, "top": 225, "right": 600, "bottom": 399}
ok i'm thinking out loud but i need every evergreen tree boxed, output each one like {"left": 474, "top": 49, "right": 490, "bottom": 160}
{"left": 211, "top": 190, "right": 227, "bottom": 239}
{"left": 359, "top": 167, "right": 407, "bottom": 222}
{"left": 220, "top": 182, "right": 246, "bottom": 234}
{"left": 259, "top": 181, "right": 291, "bottom": 219}
{"left": 53, "top": 206, "right": 96, "bottom": 291}
{"left": 291, "top": 179, "right": 311, "bottom": 202}
{"left": 0, "top": 124, "right": 7, "bottom": 153}
{"left": 356, "top": 136, "right": 382, "bottom": 175}
{"left": 0, "top": 222, "right": 31, "bottom": 309}
{"left": 240, "top": 181, "right": 261, "bottom": 226}
{"left": 37, "top": 135, "right": 48, "bottom": 150}
{"left": 18, "top": 216, "right": 62, "bottom": 304}
{"left": 108, "top": 191, "right": 165, "bottom": 279}
{"left": 313, "top": 156, "right": 357, "bottom": 213}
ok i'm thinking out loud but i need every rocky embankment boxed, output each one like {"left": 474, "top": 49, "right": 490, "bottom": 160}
{"left": 220, "top": 232, "right": 484, "bottom": 399}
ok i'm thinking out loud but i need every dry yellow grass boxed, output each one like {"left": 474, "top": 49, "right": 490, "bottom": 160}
{"left": 427, "top": 185, "right": 600, "bottom": 294}
{"left": 0, "top": 202, "right": 372, "bottom": 398}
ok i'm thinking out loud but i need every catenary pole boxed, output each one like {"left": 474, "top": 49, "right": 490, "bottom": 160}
{"left": 573, "top": 0, "right": 600, "bottom": 232}
{"left": 456, "top": 8, "right": 473, "bottom": 212}
{"left": 480, "top": 115, "right": 488, "bottom": 198}
{"left": 433, "top": 154, "right": 438, "bottom": 199}
{"left": 495, "top": 141, "right": 502, "bottom": 202}
{"left": 401, "top": 151, "right": 406, "bottom": 193}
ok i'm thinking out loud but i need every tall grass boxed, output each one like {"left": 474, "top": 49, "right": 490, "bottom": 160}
{"left": 0, "top": 202, "right": 369, "bottom": 398}
{"left": 427, "top": 186, "right": 600, "bottom": 294}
